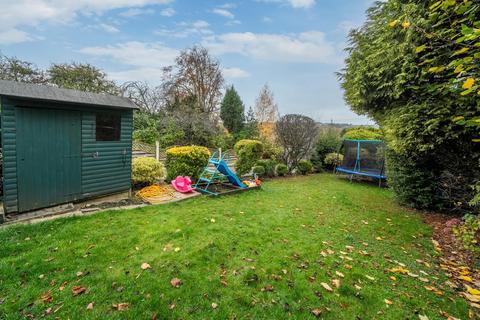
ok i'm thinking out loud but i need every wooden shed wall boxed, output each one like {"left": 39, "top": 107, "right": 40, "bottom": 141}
{"left": 1, "top": 97, "right": 133, "bottom": 214}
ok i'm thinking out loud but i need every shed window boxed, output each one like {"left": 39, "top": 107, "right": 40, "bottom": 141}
{"left": 96, "top": 113, "right": 121, "bottom": 141}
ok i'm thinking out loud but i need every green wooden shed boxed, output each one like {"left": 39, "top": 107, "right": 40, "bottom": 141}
{"left": 0, "top": 80, "right": 137, "bottom": 220}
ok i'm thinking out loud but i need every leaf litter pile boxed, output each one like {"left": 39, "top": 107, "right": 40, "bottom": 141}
{"left": 0, "top": 175, "right": 477, "bottom": 319}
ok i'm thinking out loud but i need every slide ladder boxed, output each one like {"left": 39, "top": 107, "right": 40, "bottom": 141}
{"left": 194, "top": 150, "right": 246, "bottom": 195}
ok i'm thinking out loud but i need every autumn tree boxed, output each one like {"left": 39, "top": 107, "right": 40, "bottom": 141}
{"left": 254, "top": 84, "right": 279, "bottom": 142}
{"left": 48, "top": 63, "right": 118, "bottom": 94}
{"left": 220, "top": 85, "right": 245, "bottom": 135}
{"left": 276, "top": 114, "right": 318, "bottom": 172}
{"left": 163, "top": 46, "right": 224, "bottom": 114}
{"left": 121, "top": 81, "right": 164, "bottom": 114}
{"left": 0, "top": 53, "right": 46, "bottom": 84}
{"left": 254, "top": 84, "right": 279, "bottom": 123}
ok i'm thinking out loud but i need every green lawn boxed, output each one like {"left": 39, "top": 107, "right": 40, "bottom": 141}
{"left": 0, "top": 174, "right": 469, "bottom": 319}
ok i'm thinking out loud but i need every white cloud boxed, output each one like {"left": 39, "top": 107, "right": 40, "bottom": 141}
{"left": 99, "top": 23, "right": 120, "bottom": 33}
{"left": 0, "top": 0, "right": 172, "bottom": 44}
{"left": 119, "top": 8, "right": 155, "bottom": 17}
{"left": 0, "top": 29, "right": 33, "bottom": 45}
{"left": 80, "top": 41, "right": 179, "bottom": 83}
{"left": 80, "top": 41, "right": 178, "bottom": 67}
{"left": 212, "top": 8, "right": 235, "bottom": 19}
{"left": 160, "top": 8, "right": 175, "bottom": 17}
{"left": 262, "top": 16, "right": 273, "bottom": 23}
{"left": 223, "top": 67, "right": 250, "bottom": 79}
{"left": 204, "top": 31, "right": 337, "bottom": 63}
{"left": 155, "top": 20, "right": 212, "bottom": 38}
{"left": 256, "top": 0, "right": 316, "bottom": 8}
{"left": 288, "top": 0, "right": 315, "bottom": 8}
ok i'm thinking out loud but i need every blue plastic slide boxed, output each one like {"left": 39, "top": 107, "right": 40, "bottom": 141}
{"left": 217, "top": 160, "right": 247, "bottom": 188}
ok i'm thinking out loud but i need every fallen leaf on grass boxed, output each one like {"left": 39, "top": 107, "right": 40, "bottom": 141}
{"left": 466, "top": 286, "right": 480, "bottom": 296}
{"left": 335, "top": 271, "right": 345, "bottom": 278}
{"left": 261, "top": 285, "right": 274, "bottom": 292}
{"left": 40, "top": 291, "right": 53, "bottom": 303}
{"left": 170, "top": 278, "right": 182, "bottom": 288}
{"left": 384, "top": 299, "right": 393, "bottom": 305}
{"left": 424, "top": 286, "right": 443, "bottom": 296}
{"left": 320, "top": 251, "right": 327, "bottom": 257}
{"left": 38, "top": 274, "right": 45, "bottom": 279}
{"left": 211, "top": 302, "right": 218, "bottom": 309}
{"left": 365, "top": 275, "right": 375, "bottom": 281}
{"left": 72, "top": 286, "right": 87, "bottom": 296}
{"left": 389, "top": 267, "right": 409, "bottom": 274}
{"left": 76, "top": 271, "right": 84, "bottom": 277}
{"left": 327, "top": 249, "right": 334, "bottom": 255}
{"left": 141, "top": 263, "right": 151, "bottom": 270}
{"left": 311, "top": 308, "right": 322, "bottom": 317}
{"left": 58, "top": 281, "right": 67, "bottom": 291}
{"left": 332, "top": 279, "right": 341, "bottom": 288}
{"left": 418, "top": 315, "right": 429, "bottom": 320}
{"left": 86, "top": 302, "right": 94, "bottom": 310}
{"left": 462, "top": 292, "right": 480, "bottom": 303}
{"left": 112, "top": 303, "right": 129, "bottom": 311}
{"left": 320, "top": 282, "right": 333, "bottom": 292}
{"left": 458, "top": 275, "right": 472, "bottom": 282}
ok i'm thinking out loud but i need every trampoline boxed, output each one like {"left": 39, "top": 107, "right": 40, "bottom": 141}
{"left": 335, "top": 139, "right": 387, "bottom": 185}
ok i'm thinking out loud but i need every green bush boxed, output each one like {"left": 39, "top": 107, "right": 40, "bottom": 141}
{"left": 252, "top": 165, "right": 265, "bottom": 178}
{"left": 275, "top": 163, "right": 288, "bottom": 177}
{"left": 453, "top": 214, "right": 480, "bottom": 256}
{"left": 311, "top": 128, "right": 341, "bottom": 171}
{"left": 324, "top": 152, "right": 343, "bottom": 170}
{"left": 234, "top": 139, "right": 264, "bottom": 176}
{"left": 261, "top": 140, "right": 282, "bottom": 161}
{"left": 256, "top": 159, "right": 277, "bottom": 178}
{"left": 132, "top": 157, "right": 165, "bottom": 185}
{"left": 165, "top": 145, "right": 210, "bottom": 181}
{"left": 386, "top": 151, "right": 445, "bottom": 209}
{"left": 296, "top": 160, "right": 313, "bottom": 175}
{"left": 342, "top": 126, "right": 383, "bottom": 141}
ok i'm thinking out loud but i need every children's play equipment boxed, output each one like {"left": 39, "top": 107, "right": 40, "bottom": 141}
{"left": 195, "top": 149, "right": 257, "bottom": 196}
{"left": 335, "top": 140, "right": 387, "bottom": 185}
{"left": 171, "top": 176, "right": 194, "bottom": 193}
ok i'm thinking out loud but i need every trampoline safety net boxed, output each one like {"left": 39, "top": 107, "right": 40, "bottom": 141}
{"left": 336, "top": 140, "right": 386, "bottom": 179}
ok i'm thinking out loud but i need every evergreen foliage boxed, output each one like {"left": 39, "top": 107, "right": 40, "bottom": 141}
{"left": 220, "top": 86, "right": 245, "bottom": 135}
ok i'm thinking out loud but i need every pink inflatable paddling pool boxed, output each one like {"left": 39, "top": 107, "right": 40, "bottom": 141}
{"left": 171, "top": 176, "right": 194, "bottom": 193}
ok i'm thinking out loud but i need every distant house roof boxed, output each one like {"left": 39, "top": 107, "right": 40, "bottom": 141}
{"left": 0, "top": 80, "right": 137, "bottom": 109}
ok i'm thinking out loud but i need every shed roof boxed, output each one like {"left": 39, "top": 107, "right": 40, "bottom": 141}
{"left": 0, "top": 80, "right": 137, "bottom": 109}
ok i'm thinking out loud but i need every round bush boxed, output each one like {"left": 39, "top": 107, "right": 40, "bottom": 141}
{"left": 275, "top": 163, "right": 288, "bottom": 176}
{"left": 234, "top": 139, "right": 263, "bottom": 176}
{"left": 132, "top": 157, "right": 165, "bottom": 185}
{"left": 252, "top": 165, "right": 266, "bottom": 178}
{"left": 165, "top": 145, "right": 210, "bottom": 181}
{"left": 256, "top": 159, "right": 277, "bottom": 178}
{"left": 324, "top": 152, "right": 343, "bottom": 169}
{"left": 296, "top": 160, "right": 313, "bottom": 175}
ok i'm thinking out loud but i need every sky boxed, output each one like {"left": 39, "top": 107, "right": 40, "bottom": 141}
{"left": 0, "top": 0, "right": 376, "bottom": 125}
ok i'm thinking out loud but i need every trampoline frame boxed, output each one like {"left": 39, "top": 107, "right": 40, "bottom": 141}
{"left": 334, "top": 139, "right": 387, "bottom": 186}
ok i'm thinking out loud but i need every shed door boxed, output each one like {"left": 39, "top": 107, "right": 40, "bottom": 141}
{"left": 16, "top": 107, "right": 81, "bottom": 212}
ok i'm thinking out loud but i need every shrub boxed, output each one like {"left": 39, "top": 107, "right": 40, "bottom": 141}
{"left": 342, "top": 127, "right": 383, "bottom": 141}
{"left": 234, "top": 139, "right": 263, "bottom": 176}
{"left": 252, "top": 165, "right": 266, "bottom": 178}
{"left": 261, "top": 140, "right": 282, "bottom": 161}
{"left": 256, "top": 159, "right": 277, "bottom": 178}
{"left": 311, "top": 128, "right": 341, "bottom": 171}
{"left": 386, "top": 151, "right": 445, "bottom": 210}
{"left": 296, "top": 160, "right": 313, "bottom": 175}
{"left": 275, "top": 163, "right": 288, "bottom": 176}
{"left": 453, "top": 214, "right": 480, "bottom": 256}
{"left": 132, "top": 157, "right": 165, "bottom": 185}
{"left": 324, "top": 152, "right": 343, "bottom": 170}
{"left": 165, "top": 145, "right": 210, "bottom": 181}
